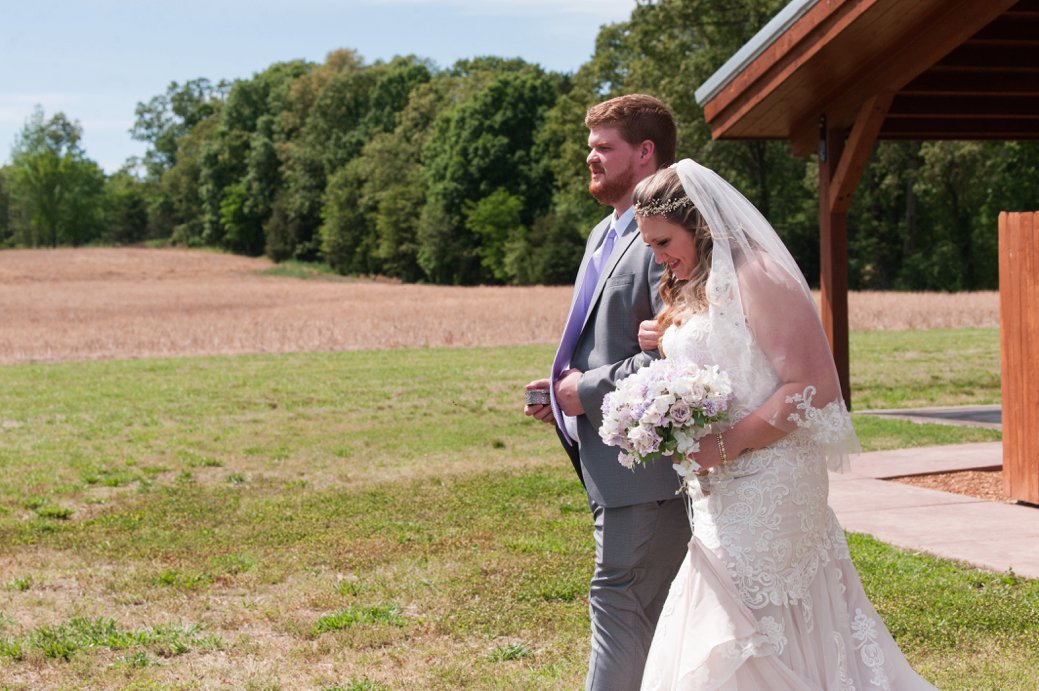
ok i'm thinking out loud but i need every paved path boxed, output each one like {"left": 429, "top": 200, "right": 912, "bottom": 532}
{"left": 829, "top": 441, "right": 1039, "bottom": 579}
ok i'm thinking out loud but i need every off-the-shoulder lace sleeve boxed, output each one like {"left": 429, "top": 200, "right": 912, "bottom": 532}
{"left": 738, "top": 259, "right": 859, "bottom": 471}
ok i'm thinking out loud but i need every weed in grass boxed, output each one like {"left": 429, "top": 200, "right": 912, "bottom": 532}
{"left": 114, "top": 650, "right": 150, "bottom": 669}
{"left": 313, "top": 605, "right": 405, "bottom": 634}
{"left": 338, "top": 580, "right": 362, "bottom": 597}
{"left": 180, "top": 450, "right": 223, "bottom": 468}
{"left": 155, "top": 569, "right": 213, "bottom": 589}
{"left": 209, "top": 553, "right": 255, "bottom": 575}
{"left": 518, "top": 572, "right": 585, "bottom": 603}
{"left": 34, "top": 505, "right": 73, "bottom": 520}
{"left": 25, "top": 617, "right": 153, "bottom": 661}
{"left": 327, "top": 682, "right": 390, "bottom": 691}
{"left": 83, "top": 467, "right": 139, "bottom": 488}
{"left": 5, "top": 576, "right": 33, "bottom": 591}
{"left": 0, "top": 636, "right": 24, "bottom": 660}
{"left": 227, "top": 473, "right": 247, "bottom": 485}
{"left": 488, "top": 642, "right": 534, "bottom": 661}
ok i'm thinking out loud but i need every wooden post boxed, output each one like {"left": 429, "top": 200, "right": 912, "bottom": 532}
{"left": 999, "top": 211, "right": 1039, "bottom": 505}
{"left": 818, "top": 96, "right": 892, "bottom": 410}
{"left": 819, "top": 117, "right": 851, "bottom": 409}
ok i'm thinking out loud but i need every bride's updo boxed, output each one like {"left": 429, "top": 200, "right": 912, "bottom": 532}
{"left": 632, "top": 166, "right": 714, "bottom": 331}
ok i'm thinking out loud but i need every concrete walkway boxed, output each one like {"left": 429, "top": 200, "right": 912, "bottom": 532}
{"left": 829, "top": 440, "right": 1039, "bottom": 579}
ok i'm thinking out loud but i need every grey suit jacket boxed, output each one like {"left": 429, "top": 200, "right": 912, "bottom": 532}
{"left": 558, "top": 214, "right": 683, "bottom": 507}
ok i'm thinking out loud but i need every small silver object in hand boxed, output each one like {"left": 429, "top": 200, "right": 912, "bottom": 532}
{"left": 525, "top": 388, "right": 550, "bottom": 405}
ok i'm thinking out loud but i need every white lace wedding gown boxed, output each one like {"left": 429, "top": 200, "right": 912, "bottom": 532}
{"left": 641, "top": 315, "right": 935, "bottom": 691}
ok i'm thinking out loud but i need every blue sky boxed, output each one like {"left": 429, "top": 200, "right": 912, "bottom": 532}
{"left": 1, "top": 0, "right": 637, "bottom": 173}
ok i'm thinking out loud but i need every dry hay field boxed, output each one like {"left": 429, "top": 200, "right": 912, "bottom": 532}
{"left": 0, "top": 247, "right": 999, "bottom": 365}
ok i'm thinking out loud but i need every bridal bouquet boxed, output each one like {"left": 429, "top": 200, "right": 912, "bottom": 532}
{"left": 599, "top": 359, "right": 733, "bottom": 475}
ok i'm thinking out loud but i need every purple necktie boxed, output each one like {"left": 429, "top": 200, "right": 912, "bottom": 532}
{"left": 551, "top": 223, "right": 618, "bottom": 438}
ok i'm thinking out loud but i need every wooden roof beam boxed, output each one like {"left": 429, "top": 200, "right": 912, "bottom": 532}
{"left": 829, "top": 92, "right": 893, "bottom": 215}
{"left": 889, "top": 94, "right": 1039, "bottom": 118}
{"left": 788, "top": 0, "right": 1019, "bottom": 143}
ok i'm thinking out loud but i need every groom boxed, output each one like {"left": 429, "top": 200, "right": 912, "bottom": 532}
{"left": 525, "top": 94, "right": 690, "bottom": 690}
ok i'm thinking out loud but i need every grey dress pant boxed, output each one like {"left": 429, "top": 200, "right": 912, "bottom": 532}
{"left": 585, "top": 496, "right": 691, "bottom": 691}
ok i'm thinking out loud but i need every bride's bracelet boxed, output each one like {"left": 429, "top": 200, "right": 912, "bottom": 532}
{"left": 715, "top": 433, "right": 728, "bottom": 466}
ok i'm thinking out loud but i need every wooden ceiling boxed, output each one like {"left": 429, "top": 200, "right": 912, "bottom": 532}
{"left": 700, "top": 0, "right": 1039, "bottom": 155}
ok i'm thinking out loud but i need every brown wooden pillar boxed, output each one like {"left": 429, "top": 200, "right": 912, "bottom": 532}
{"left": 999, "top": 211, "right": 1039, "bottom": 505}
{"left": 818, "top": 118, "right": 851, "bottom": 408}
{"left": 817, "top": 94, "right": 893, "bottom": 410}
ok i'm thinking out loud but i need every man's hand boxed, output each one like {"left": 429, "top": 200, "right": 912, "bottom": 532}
{"left": 638, "top": 319, "right": 660, "bottom": 352}
{"left": 554, "top": 369, "right": 585, "bottom": 416}
{"left": 523, "top": 378, "right": 554, "bottom": 424}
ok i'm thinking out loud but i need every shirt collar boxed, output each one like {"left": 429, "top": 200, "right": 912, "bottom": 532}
{"left": 611, "top": 206, "right": 636, "bottom": 236}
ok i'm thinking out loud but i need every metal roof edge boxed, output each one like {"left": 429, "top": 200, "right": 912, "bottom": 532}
{"left": 694, "top": 0, "right": 819, "bottom": 106}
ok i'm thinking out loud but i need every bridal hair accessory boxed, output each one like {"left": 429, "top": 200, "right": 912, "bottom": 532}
{"left": 524, "top": 388, "right": 550, "bottom": 406}
{"left": 633, "top": 195, "right": 692, "bottom": 217}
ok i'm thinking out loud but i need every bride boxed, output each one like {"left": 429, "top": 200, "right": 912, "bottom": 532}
{"left": 629, "top": 159, "right": 935, "bottom": 690}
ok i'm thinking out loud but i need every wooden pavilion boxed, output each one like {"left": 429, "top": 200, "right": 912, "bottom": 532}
{"left": 695, "top": 0, "right": 1039, "bottom": 503}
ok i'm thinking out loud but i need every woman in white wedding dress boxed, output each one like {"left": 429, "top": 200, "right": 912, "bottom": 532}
{"left": 629, "top": 160, "right": 935, "bottom": 690}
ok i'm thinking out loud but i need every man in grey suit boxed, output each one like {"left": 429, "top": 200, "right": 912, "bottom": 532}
{"left": 524, "top": 94, "right": 691, "bottom": 690}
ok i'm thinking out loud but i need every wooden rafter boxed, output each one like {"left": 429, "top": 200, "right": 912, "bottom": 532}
{"left": 829, "top": 93, "right": 893, "bottom": 215}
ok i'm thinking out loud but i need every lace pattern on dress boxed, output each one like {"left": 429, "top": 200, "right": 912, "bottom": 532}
{"left": 785, "top": 386, "right": 856, "bottom": 444}
{"left": 852, "top": 608, "right": 893, "bottom": 690}
{"left": 693, "top": 437, "right": 849, "bottom": 628}
{"left": 833, "top": 632, "right": 857, "bottom": 691}
{"left": 785, "top": 385, "right": 858, "bottom": 471}
{"left": 758, "top": 616, "right": 787, "bottom": 656}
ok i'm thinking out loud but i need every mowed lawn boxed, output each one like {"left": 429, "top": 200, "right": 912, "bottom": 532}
{"left": 1, "top": 327, "right": 1036, "bottom": 689}
{"left": 0, "top": 250, "right": 1026, "bottom": 689}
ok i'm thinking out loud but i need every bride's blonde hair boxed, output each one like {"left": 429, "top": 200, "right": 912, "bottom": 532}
{"left": 632, "top": 167, "right": 714, "bottom": 332}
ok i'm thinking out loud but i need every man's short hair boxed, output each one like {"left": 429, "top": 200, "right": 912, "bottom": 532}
{"left": 585, "top": 94, "right": 677, "bottom": 168}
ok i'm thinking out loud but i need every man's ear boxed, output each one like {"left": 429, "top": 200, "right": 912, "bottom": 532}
{"left": 639, "top": 140, "right": 656, "bottom": 164}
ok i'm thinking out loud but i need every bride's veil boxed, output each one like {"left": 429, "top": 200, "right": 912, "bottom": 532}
{"left": 674, "top": 159, "right": 858, "bottom": 472}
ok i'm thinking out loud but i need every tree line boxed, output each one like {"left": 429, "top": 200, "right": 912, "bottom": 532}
{"left": 2, "top": 0, "right": 1036, "bottom": 290}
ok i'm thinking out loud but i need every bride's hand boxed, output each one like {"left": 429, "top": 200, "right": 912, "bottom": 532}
{"left": 638, "top": 319, "right": 660, "bottom": 351}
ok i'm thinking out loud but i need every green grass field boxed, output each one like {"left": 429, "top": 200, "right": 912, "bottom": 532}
{"left": 1, "top": 328, "right": 1034, "bottom": 689}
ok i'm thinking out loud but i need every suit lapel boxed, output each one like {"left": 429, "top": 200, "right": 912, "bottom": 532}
{"left": 583, "top": 216, "right": 640, "bottom": 331}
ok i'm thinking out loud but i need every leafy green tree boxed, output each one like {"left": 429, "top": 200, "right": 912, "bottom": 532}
{"left": 464, "top": 188, "right": 526, "bottom": 282}
{"left": 304, "top": 55, "right": 432, "bottom": 267}
{"left": 131, "top": 78, "right": 226, "bottom": 177}
{"left": 907, "top": 142, "right": 1007, "bottom": 290}
{"left": 6, "top": 107, "right": 106, "bottom": 247}
{"left": 198, "top": 60, "right": 313, "bottom": 254}
{"left": 103, "top": 168, "right": 150, "bottom": 244}
{"left": 0, "top": 166, "right": 12, "bottom": 247}
{"left": 420, "top": 65, "right": 559, "bottom": 283}
{"left": 154, "top": 115, "right": 219, "bottom": 245}
{"left": 320, "top": 61, "right": 440, "bottom": 279}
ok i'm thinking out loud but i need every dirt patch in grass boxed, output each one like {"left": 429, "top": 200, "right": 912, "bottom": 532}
{"left": 0, "top": 247, "right": 999, "bottom": 365}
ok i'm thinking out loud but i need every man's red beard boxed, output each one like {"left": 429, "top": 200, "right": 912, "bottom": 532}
{"left": 588, "top": 163, "right": 637, "bottom": 206}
